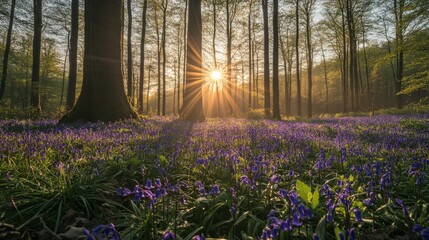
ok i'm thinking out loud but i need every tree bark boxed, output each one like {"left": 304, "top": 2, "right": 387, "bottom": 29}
{"left": 66, "top": 0, "right": 78, "bottom": 111}
{"left": 262, "top": 0, "right": 270, "bottom": 117}
{"left": 0, "top": 0, "right": 16, "bottom": 101}
{"left": 31, "top": 0, "right": 42, "bottom": 113}
{"left": 272, "top": 0, "right": 280, "bottom": 119}
{"left": 127, "top": 0, "right": 133, "bottom": 100}
{"left": 161, "top": 0, "right": 168, "bottom": 115}
{"left": 179, "top": 0, "right": 204, "bottom": 121}
{"left": 60, "top": 0, "right": 137, "bottom": 123}
{"left": 139, "top": 0, "right": 148, "bottom": 114}
{"left": 295, "top": 0, "right": 301, "bottom": 116}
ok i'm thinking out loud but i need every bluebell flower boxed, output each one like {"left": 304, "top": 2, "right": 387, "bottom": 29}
{"left": 122, "top": 188, "right": 131, "bottom": 197}
{"left": 280, "top": 218, "right": 292, "bottom": 231}
{"left": 292, "top": 212, "right": 302, "bottom": 227}
{"left": 363, "top": 198, "right": 373, "bottom": 206}
{"left": 349, "top": 228, "right": 356, "bottom": 240}
{"left": 278, "top": 189, "right": 288, "bottom": 198}
{"left": 199, "top": 187, "right": 206, "bottom": 196}
{"left": 267, "top": 209, "right": 276, "bottom": 218}
{"left": 338, "top": 232, "right": 345, "bottom": 240}
{"left": 116, "top": 187, "right": 122, "bottom": 196}
{"left": 155, "top": 178, "right": 162, "bottom": 188}
{"left": 420, "top": 227, "right": 429, "bottom": 240}
{"left": 231, "top": 206, "right": 237, "bottom": 216}
{"left": 82, "top": 228, "right": 94, "bottom": 240}
{"left": 145, "top": 179, "right": 154, "bottom": 189}
{"left": 162, "top": 230, "right": 175, "bottom": 240}
{"left": 313, "top": 233, "right": 320, "bottom": 240}
{"left": 192, "top": 233, "right": 205, "bottom": 240}
{"left": 353, "top": 208, "right": 363, "bottom": 222}
{"left": 210, "top": 185, "right": 220, "bottom": 195}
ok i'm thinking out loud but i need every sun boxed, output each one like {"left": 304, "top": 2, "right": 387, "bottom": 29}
{"left": 210, "top": 70, "right": 222, "bottom": 82}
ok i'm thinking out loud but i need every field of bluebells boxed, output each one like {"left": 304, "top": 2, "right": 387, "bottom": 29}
{"left": 0, "top": 115, "right": 429, "bottom": 240}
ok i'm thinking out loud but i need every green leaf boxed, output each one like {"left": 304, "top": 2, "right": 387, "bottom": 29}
{"left": 334, "top": 226, "right": 344, "bottom": 240}
{"left": 312, "top": 187, "right": 320, "bottom": 210}
{"left": 315, "top": 215, "right": 326, "bottom": 240}
{"left": 296, "top": 180, "right": 311, "bottom": 204}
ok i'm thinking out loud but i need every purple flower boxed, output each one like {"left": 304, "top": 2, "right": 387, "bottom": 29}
{"left": 313, "top": 233, "right": 320, "bottom": 240}
{"left": 116, "top": 187, "right": 122, "bottom": 196}
{"left": 280, "top": 219, "right": 292, "bottom": 231}
{"left": 192, "top": 234, "right": 205, "bottom": 240}
{"left": 155, "top": 178, "right": 162, "bottom": 188}
{"left": 270, "top": 175, "right": 280, "bottom": 184}
{"left": 353, "top": 208, "right": 363, "bottom": 222}
{"left": 145, "top": 179, "right": 154, "bottom": 189}
{"left": 231, "top": 206, "right": 237, "bottom": 216}
{"left": 122, "top": 188, "right": 131, "bottom": 196}
{"left": 209, "top": 185, "right": 220, "bottom": 195}
{"left": 162, "top": 230, "right": 175, "bottom": 240}
{"left": 349, "top": 228, "right": 356, "bottom": 240}
{"left": 278, "top": 189, "right": 288, "bottom": 198}
{"left": 292, "top": 212, "right": 302, "bottom": 227}
{"left": 199, "top": 187, "right": 206, "bottom": 196}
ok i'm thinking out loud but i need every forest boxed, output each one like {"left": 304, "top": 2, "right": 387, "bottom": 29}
{"left": 0, "top": 0, "right": 429, "bottom": 239}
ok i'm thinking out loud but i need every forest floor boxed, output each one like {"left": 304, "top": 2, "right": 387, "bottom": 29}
{"left": 0, "top": 114, "right": 429, "bottom": 239}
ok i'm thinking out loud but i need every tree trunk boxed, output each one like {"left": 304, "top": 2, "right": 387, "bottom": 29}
{"left": 340, "top": 0, "right": 348, "bottom": 113}
{"left": 31, "top": 0, "right": 42, "bottom": 113}
{"left": 262, "top": 0, "right": 270, "bottom": 118}
{"left": 179, "top": 0, "right": 204, "bottom": 121}
{"left": 127, "top": 0, "right": 133, "bottom": 99}
{"left": 394, "top": 0, "right": 404, "bottom": 108}
{"left": 60, "top": 0, "right": 137, "bottom": 123}
{"left": 272, "top": 0, "right": 280, "bottom": 119}
{"left": 139, "top": 0, "right": 148, "bottom": 114}
{"left": 162, "top": 0, "right": 168, "bottom": 115}
{"left": 155, "top": 6, "right": 161, "bottom": 115}
{"left": 226, "top": 0, "right": 234, "bottom": 115}
{"left": 66, "top": 0, "right": 78, "bottom": 111}
{"left": 248, "top": 1, "right": 252, "bottom": 111}
{"left": 320, "top": 38, "right": 329, "bottom": 113}
{"left": 0, "top": 0, "right": 16, "bottom": 101}
{"left": 305, "top": 1, "right": 313, "bottom": 118}
{"left": 295, "top": 0, "right": 301, "bottom": 116}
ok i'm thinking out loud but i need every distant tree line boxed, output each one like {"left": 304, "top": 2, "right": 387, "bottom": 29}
{"left": 0, "top": 0, "right": 428, "bottom": 120}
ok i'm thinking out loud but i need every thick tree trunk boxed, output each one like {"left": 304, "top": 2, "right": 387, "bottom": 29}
{"left": 139, "top": 0, "right": 148, "bottom": 114}
{"left": 0, "top": 0, "right": 16, "bottom": 101}
{"left": 66, "top": 0, "right": 78, "bottom": 111}
{"left": 180, "top": 0, "right": 204, "bottom": 121}
{"left": 262, "top": 0, "right": 270, "bottom": 118}
{"left": 272, "top": 0, "right": 280, "bottom": 119}
{"left": 31, "top": 0, "right": 42, "bottom": 112}
{"left": 60, "top": 0, "right": 137, "bottom": 123}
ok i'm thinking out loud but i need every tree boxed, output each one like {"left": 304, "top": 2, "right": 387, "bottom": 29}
{"left": 161, "top": 0, "right": 168, "bottom": 116}
{"left": 180, "top": 0, "right": 204, "bottom": 121}
{"left": 0, "top": 0, "right": 16, "bottom": 101}
{"left": 127, "top": 0, "right": 133, "bottom": 100}
{"left": 60, "top": 0, "right": 137, "bottom": 122}
{"left": 272, "top": 0, "right": 280, "bottom": 119}
{"left": 139, "top": 0, "right": 148, "bottom": 114}
{"left": 66, "top": 0, "right": 78, "bottom": 111}
{"left": 302, "top": 0, "right": 316, "bottom": 117}
{"left": 31, "top": 0, "right": 42, "bottom": 113}
{"left": 295, "top": 0, "right": 301, "bottom": 116}
{"left": 262, "top": 0, "right": 270, "bottom": 117}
